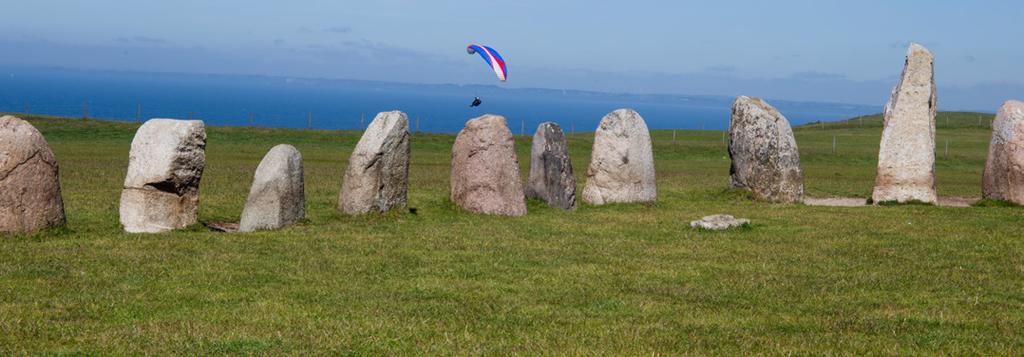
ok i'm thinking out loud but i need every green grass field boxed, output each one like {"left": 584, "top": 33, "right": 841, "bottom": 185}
{"left": 2, "top": 112, "right": 1022, "bottom": 355}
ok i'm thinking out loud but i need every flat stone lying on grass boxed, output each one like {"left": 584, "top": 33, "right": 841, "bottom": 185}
{"left": 802, "top": 196, "right": 978, "bottom": 207}
{"left": 803, "top": 197, "right": 869, "bottom": 207}
{"left": 339, "top": 111, "right": 410, "bottom": 215}
{"left": 690, "top": 214, "right": 750, "bottom": 230}
{"left": 239, "top": 144, "right": 305, "bottom": 232}
{"left": 0, "top": 115, "right": 66, "bottom": 234}
{"left": 119, "top": 119, "right": 206, "bottom": 233}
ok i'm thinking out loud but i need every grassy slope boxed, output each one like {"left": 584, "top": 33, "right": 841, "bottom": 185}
{"left": 1, "top": 112, "right": 1022, "bottom": 355}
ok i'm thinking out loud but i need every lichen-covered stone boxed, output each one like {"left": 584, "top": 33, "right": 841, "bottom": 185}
{"left": 450, "top": 115, "right": 527, "bottom": 216}
{"left": 0, "top": 115, "right": 65, "bottom": 233}
{"left": 581, "top": 109, "right": 656, "bottom": 205}
{"left": 728, "top": 96, "right": 804, "bottom": 202}
{"left": 240, "top": 144, "right": 305, "bottom": 232}
{"left": 119, "top": 119, "right": 206, "bottom": 233}
{"left": 872, "top": 43, "right": 937, "bottom": 204}
{"left": 526, "top": 122, "right": 576, "bottom": 210}
{"left": 982, "top": 100, "right": 1024, "bottom": 204}
{"left": 339, "top": 111, "right": 410, "bottom": 215}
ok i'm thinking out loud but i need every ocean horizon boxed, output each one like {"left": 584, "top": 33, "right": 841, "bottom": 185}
{"left": 0, "top": 66, "right": 879, "bottom": 133}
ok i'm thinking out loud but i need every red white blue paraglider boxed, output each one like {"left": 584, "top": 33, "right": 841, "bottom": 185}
{"left": 466, "top": 44, "right": 506, "bottom": 107}
{"left": 467, "top": 44, "right": 507, "bottom": 81}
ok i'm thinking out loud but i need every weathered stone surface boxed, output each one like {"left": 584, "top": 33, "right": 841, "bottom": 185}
{"left": 0, "top": 116, "right": 65, "bottom": 233}
{"left": 581, "top": 109, "right": 656, "bottom": 204}
{"left": 240, "top": 144, "right": 305, "bottom": 232}
{"left": 339, "top": 111, "right": 410, "bottom": 215}
{"left": 872, "top": 43, "right": 937, "bottom": 204}
{"left": 119, "top": 119, "right": 206, "bottom": 233}
{"left": 690, "top": 214, "right": 750, "bottom": 231}
{"left": 982, "top": 100, "right": 1024, "bottom": 204}
{"left": 728, "top": 96, "right": 804, "bottom": 202}
{"left": 526, "top": 122, "right": 576, "bottom": 210}
{"left": 450, "top": 114, "right": 527, "bottom": 216}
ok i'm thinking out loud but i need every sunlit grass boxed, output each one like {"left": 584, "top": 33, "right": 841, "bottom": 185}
{"left": 0, "top": 112, "right": 1021, "bottom": 355}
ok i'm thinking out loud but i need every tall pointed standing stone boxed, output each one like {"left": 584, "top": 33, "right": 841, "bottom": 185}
{"left": 450, "top": 114, "right": 527, "bottom": 216}
{"left": 240, "top": 144, "right": 305, "bottom": 232}
{"left": 728, "top": 96, "right": 804, "bottom": 202}
{"left": 872, "top": 43, "right": 937, "bottom": 204}
{"left": 0, "top": 116, "right": 66, "bottom": 233}
{"left": 581, "top": 109, "right": 656, "bottom": 205}
{"left": 119, "top": 119, "right": 206, "bottom": 233}
{"left": 526, "top": 122, "right": 576, "bottom": 210}
{"left": 339, "top": 111, "right": 410, "bottom": 215}
{"left": 982, "top": 100, "right": 1024, "bottom": 204}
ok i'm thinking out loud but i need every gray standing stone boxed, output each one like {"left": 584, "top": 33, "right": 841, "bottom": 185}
{"left": 872, "top": 43, "right": 937, "bottom": 204}
{"left": 339, "top": 111, "right": 410, "bottom": 215}
{"left": 581, "top": 109, "right": 656, "bottom": 205}
{"left": 0, "top": 116, "right": 65, "bottom": 233}
{"left": 450, "top": 114, "right": 527, "bottom": 216}
{"left": 240, "top": 144, "right": 305, "bottom": 232}
{"left": 526, "top": 122, "right": 576, "bottom": 210}
{"left": 119, "top": 119, "right": 206, "bottom": 233}
{"left": 982, "top": 100, "right": 1024, "bottom": 204}
{"left": 728, "top": 96, "right": 804, "bottom": 202}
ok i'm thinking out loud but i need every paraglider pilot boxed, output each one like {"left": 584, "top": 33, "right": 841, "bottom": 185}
{"left": 470, "top": 96, "right": 482, "bottom": 107}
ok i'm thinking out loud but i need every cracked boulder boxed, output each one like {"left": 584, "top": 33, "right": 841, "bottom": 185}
{"left": 728, "top": 96, "right": 804, "bottom": 202}
{"left": 526, "top": 122, "right": 576, "bottom": 210}
{"left": 581, "top": 108, "right": 656, "bottom": 205}
{"left": 339, "top": 111, "right": 410, "bottom": 215}
{"left": 240, "top": 144, "right": 305, "bottom": 231}
{"left": 0, "top": 115, "right": 66, "bottom": 233}
{"left": 872, "top": 43, "right": 937, "bottom": 204}
{"left": 450, "top": 114, "right": 527, "bottom": 216}
{"left": 119, "top": 119, "right": 206, "bottom": 233}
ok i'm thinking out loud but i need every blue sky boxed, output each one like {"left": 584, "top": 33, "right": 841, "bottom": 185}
{"left": 1, "top": 0, "right": 1021, "bottom": 109}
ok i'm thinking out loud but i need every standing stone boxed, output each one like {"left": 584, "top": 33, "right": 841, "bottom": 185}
{"left": 240, "top": 144, "right": 305, "bottom": 232}
{"left": 728, "top": 96, "right": 804, "bottom": 202}
{"left": 0, "top": 116, "right": 65, "bottom": 233}
{"left": 526, "top": 122, "right": 576, "bottom": 210}
{"left": 450, "top": 114, "right": 527, "bottom": 216}
{"left": 339, "top": 111, "right": 410, "bottom": 214}
{"left": 119, "top": 119, "right": 206, "bottom": 233}
{"left": 581, "top": 109, "right": 656, "bottom": 205}
{"left": 872, "top": 43, "right": 937, "bottom": 204}
{"left": 982, "top": 100, "right": 1024, "bottom": 204}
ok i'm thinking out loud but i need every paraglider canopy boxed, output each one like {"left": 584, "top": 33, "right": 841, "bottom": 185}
{"left": 467, "top": 44, "right": 507, "bottom": 81}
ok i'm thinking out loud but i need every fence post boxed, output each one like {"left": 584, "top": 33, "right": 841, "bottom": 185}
{"left": 672, "top": 129, "right": 676, "bottom": 144}
{"left": 521, "top": 119, "right": 525, "bottom": 136}
{"left": 360, "top": 113, "right": 365, "bottom": 129}
{"left": 832, "top": 136, "right": 837, "bottom": 155}
{"left": 82, "top": 101, "right": 89, "bottom": 119}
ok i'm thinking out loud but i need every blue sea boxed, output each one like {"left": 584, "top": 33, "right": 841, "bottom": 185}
{"left": 0, "top": 67, "right": 877, "bottom": 133}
